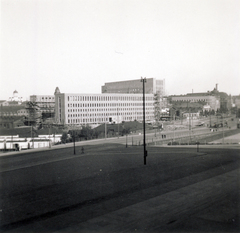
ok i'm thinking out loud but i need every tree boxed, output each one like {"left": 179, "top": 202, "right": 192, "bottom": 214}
{"left": 24, "top": 101, "right": 42, "bottom": 128}
{"left": 122, "top": 127, "right": 130, "bottom": 136}
{"left": 61, "top": 132, "right": 68, "bottom": 143}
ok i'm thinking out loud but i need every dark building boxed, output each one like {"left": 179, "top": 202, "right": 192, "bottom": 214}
{"left": 102, "top": 78, "right": 165, "bottom": 96}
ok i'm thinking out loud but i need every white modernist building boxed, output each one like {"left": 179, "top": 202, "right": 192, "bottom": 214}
{"left": 54, "top": 87, "right": 154, "bottom": 126}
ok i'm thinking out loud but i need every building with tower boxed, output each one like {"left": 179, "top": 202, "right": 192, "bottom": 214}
{"left": 168, "top": 84, "right": 231, "bottom": 112}
{"left": 8, "top": 90, "right": 23, "bottom": 105}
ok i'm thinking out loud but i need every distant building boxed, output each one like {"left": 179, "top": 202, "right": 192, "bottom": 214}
{"left": 17, "top": 108, "right": 29, "bottom": 116}
{"left": 232, "top": 95, "right": 240, "bottom": 108}
{"left": 0, "top": 100, "right": 8, "bottom": 106}
{"left": 102, "top": 78, "right": 165, "bottom": 96}
{"left": 169, "top": 85, "right": 224, "bottom": 111}
{"left": 203, "top": 104, "right": 211, "bottom": 112}
{"left": 170, "top": 93, "right": 220, "bottom": 111}
{"left": 0, "top": 105, "right": 25, "bottom": 117}
{"left": 0, "top": 116, "right": 25, "bottom": 129}
{"left": 8, "top": 90, "right": 23, "bottom": 104}
{"left": 183, "top": 112, "right": 200, "bottom": 120}
{"left": 30, "top": 95, "right": 55, "bottom": 116}
{"left": 54, "top": 87, "right": 154, "bottom": 126}
{"left": 102, "top": 78, "right": 165, "bottom": 118}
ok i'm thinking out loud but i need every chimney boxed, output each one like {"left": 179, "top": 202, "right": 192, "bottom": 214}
{"left": 216, "top": 83, "right": 218, "bottom": 91}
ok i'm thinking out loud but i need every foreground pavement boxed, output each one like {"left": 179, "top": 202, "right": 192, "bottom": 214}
{"left": 56, "top": 169, "right": 239, "bottom": 232}
{"left": 1, "top": 146, "right": 239, "bottom": 232}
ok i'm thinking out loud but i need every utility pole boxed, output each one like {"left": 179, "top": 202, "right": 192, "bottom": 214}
{"left": 73, "top": 131, "right": 76, "bottom": 154}
{"left": 105, "top": 122, "right": 107, "bottom": 139}
{"left": 172, "top": 107, "right": 176, "bottom": 141}
{"left": 188, "top": 103, "right": 191, "bottom": 142}
{"left": 117, "top": 107, "right": 119, "bottom": 139}
{"left": 126, "top": 134, "right": 128, "bottom": 148}
{"left": 210, "top": 113, "right": 211, "bottom": 127}
{"left": 48, "top": 123, "right": 51, "bottom": 148}
{"left": 31, "top": 125, "right": 34, "bottom": 148}
{"left": 173, "top": 113, "right": 175, "bottom": 141}
{"left": 222, "top": 115, "right": 225, "bottom": 144}
{"left": 72, "top": 126, "right": 76, "bottom": 155}
{"left": 141, "top": 77, "right": 147, "bottom": 165}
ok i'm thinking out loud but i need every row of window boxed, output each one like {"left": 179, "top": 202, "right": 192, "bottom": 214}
{"left": 68, "top": 111, "right": 153, "bottom": 118}
{"left": 173, "top": 98, "right": 211, "bottom": 102}
{"left": 67, "top": 102, "right": 152, "bottom": 108}
{"left": 67, "top": 115, "right": 152, "bottom": 124}
{"left": 68, "top": 107, "right": 154, "bottom": 113}
{"left": 41, "top": 97, "right": 55, "bottom": 100}
{"left": 67, "top": 95, "right": 153, "bottom": 102}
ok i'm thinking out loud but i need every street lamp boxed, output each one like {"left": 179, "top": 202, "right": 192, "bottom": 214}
{"left": 222, "top": 115, "right": 225, "bottom": 144}
{"left": 172, "top": 107, "right": 176, "bottom": 141}
{"left": 71, "top": 126, "right": 76, "bottom": 155}
{"left": 73, "top": 130, "right": 76, "bottom": 155}
{"left": 141, "top": 77, "right": 147, "bottom": 165}
{"left": 126, "top": 133, "right": 128, "bottom": 148}
{"left": 117, "top": 104, "right": 119, "bottom": 138}
{"left": 105, "top": 121, "right": 107, "bottom": 139}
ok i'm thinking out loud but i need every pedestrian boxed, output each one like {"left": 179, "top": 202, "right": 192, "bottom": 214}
{"left": 81, "top": 146, "right": 84, "bottom": 154}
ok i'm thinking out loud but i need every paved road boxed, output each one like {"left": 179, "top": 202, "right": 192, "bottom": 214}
{"left": 0, "top": 144, "right": 239, "bottom": 232}
{"left": 211, "top": 133, "right": 240, "bottom": 144}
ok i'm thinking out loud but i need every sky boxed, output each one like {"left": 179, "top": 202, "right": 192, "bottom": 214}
{"left": 1, "top": 0, "right": 240, "bottom": 100}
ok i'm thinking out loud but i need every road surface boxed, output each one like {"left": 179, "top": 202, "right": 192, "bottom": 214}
{"left": 0, "top": 143, "right": 239, "bottom": 232}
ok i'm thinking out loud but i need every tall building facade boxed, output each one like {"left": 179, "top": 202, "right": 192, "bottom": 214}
{"left": 54, "top": 88, "right": 154, "bottom": 126}
{"left": 102, "top": 78, "right": 165, "bottom": 96}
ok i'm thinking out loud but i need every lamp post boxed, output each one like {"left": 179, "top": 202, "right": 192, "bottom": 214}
{"left": 105, "top": 122, "right": 107, "bottom": 139}
{"left": 126, "top": 133, "right": 128, "bottom": 148}
{"left": 141, "top": 77, "right": 147, "bottom": 165}
{"left": 117, "top": 106, "right": 119, "bottom": 139}
{"left": 73, "top": 126, "right": 76, "bottom": 155}
{"left": 173, "top": 113, "right": 175, "bottom": 141}
{"left": 188, "top": 104, "right": 192, "bottom": 142}
{"left": 48, "top": 123, "right": 51, "bottom": 148}
{"left": 210, "top": 113, "right": 211, "bottom": 127}
{"left": 31, "top": 125, "right": 34, "bottom": 148}
{"left": 222, "top": 115, "right": 225, "bottom": 144}
{"left": 73, "top": 131, "right": 76, "bottom": 154}
{"left": 172, "top": 107, "right": 176, "bottom": 141}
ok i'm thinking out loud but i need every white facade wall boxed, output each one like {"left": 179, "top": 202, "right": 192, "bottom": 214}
{"left": 55, "top": 93, "right": 154, "bottom": 125}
